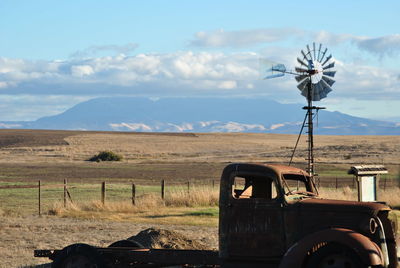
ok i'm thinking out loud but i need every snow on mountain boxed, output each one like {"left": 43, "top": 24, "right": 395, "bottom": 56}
{"left": 0, "top": 97, "right": 399, "bottom": 135}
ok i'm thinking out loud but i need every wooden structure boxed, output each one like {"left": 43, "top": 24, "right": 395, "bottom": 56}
{"left": 348, "top": 165, "right": 388, "bottom": 202}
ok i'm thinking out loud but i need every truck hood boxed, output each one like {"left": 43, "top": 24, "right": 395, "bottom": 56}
{"left": 297, "top": 198, "right": 390, "bottom": 215}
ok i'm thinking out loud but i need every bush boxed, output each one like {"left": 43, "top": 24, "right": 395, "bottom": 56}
{"left": 343, "top": 154, "right": 352, "bottom": 160}
{"left": 89, "top": 151, "right": 123, "bottom": 162}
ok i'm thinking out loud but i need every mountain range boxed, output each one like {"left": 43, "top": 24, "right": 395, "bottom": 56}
{"left": 1, "top": 97, "right": 399, "bottom": 135}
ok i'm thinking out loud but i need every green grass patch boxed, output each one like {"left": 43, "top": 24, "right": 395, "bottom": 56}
{"left": 184, "top": 207, "right": 219, "bottom": 217}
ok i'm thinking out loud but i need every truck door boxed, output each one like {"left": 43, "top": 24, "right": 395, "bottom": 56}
{"left": 224, "top": 172, "right": 286, "bottom": 259}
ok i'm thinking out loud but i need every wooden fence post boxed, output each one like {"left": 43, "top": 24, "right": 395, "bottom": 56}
{"left": 335, "top": 177, "right": 338, "bottom": 190}
{"left": 64, "top": 179, "right": 67, "bottom": 207}
{"left": 187, "top": 181, "right": 190, "bottom": 194}
{"left": 161, "top": 180, "right": 165, "bottom": 199}
{"left": 132, "top": 183, "right": 136, "bottom": 205}
{"left": 101, "top": 181, "right": 106, "bottom": 204}
{"left": 383, "top": 176, "right": 387, "bottom": 191}
{"left": 212, "top": 180, "right": 215, "bottom": 189}
{"left": 38, "top": 180, "right": 41, "bottom": 216}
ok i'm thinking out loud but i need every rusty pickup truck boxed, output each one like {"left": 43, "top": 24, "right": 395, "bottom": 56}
{"left": 35, "top": 163, "right": 398, "bottom": 267}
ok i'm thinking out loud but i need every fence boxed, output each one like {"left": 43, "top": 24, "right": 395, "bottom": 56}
{"left": 0, "top": 175, "right": 398, "bottom": 215}
{"left": 0, "top": 179, "right": 221, "bottom": 215}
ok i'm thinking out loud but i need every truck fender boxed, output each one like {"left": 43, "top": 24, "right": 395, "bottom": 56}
{"left": 279, "top": 228, "right": 384, "bottom": 268}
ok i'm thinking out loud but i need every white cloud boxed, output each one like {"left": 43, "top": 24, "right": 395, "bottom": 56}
{"left": 218, "top": 80, "right": 237, "bottom": 89}
{"left": 0, "top": 46, "right": 399, "bottom": 122}
{"left": 71, "top": 65, "right": 94, "bottom": 77}
{"left": 334, "top": 59, "right": 399, "bottom": 98}
{"left": 354, "top": 34, "right": 400, "bottom": 57}
{"left": 0, "top": 52, "right": 260, "bottom": 95}
{"left": 70, "top": 43, "right": 139, "bottom": 58}
{"left": 190, "top": 28, "right": 305, "bottom": 48}
{"left": 190, "top": 28, "right": 400, "bottom": 59}
{"left": 0, "top": 50, "right": 398, "bottom": 102}
{"left": 312, "top": 31, "right": 400, "bottom": 57}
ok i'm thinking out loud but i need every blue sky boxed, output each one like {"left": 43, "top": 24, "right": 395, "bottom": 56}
{"left": 0, "top": 0, "right": 399, "bottom": 121}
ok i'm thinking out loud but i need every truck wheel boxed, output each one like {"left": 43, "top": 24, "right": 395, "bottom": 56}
{"left": 307, "top": 243, "right": 366, "bottom": 268}
{"left": 51, "top": 243, "right": 106, "bottom": 268}
{"left": 108, "top": 239, "right": 144, "bottom": 248}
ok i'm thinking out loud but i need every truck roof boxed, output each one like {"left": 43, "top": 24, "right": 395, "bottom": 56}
{"left": 227, "top": 163, "right": 309, "bottom": 176}
{"left": 265, "top": 164, "right": 310, "bottom": 176}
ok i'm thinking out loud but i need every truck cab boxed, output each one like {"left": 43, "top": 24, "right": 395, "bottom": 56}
{"left": 219, "top": 163, "right": 398, "bottom": 268}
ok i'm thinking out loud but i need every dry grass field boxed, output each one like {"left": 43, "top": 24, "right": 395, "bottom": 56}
{"left": 0, "top": 129, "right": 399, "bottom": 267}
{"left": 0, "top": 129, "right": 398, "bottom": 165}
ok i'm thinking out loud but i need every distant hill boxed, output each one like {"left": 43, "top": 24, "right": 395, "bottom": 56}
{"left": 1, "top": 97, "right": 399, "bottom": 135}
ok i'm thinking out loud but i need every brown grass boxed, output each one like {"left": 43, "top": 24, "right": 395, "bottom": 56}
{"left": 0, "top": 130, "right": 399, "bottom": 167}
{"left": 46, "top": 187, "right": 220, "bottom": 227}
{"left": 49, "top": 186, "right": 400, "bottom": 220}
{"left": 50, "top": 186, "right": 219, "bottom": 213}
{"left": 164, "top": 187, "right": 219, "bottom": 207}
{"left": 319, "top": 187, "right": 400, "bottom": 208}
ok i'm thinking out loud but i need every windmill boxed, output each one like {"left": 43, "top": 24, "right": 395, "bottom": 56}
{"left": 263, "top": 43, "right": 336, "bottom": 181}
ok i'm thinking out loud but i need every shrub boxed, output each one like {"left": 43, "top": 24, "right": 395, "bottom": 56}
{"left": 343, "top": 154, "right": 352, "bottom": 160}
{"left": 89, "top": 151, "right": 123, "bottom": 162}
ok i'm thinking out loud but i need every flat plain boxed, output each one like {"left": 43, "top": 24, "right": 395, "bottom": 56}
{"left": 0, "top": 129, "right": 399, "bottom": 267}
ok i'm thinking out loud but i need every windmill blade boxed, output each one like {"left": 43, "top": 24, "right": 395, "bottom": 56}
{"left": 308, "top": 59, "right": 315, "bottom": 69}
{"left": 320, "top": 78, "right": 334, "bottom": 90}
{"left": 300, "top": 88, "right": 309, "bottom": 99}
{"left": 301, "top": 50, "right": 308, "bottom": 61}
{"left": 313, "top": 42, "right": 316, "bottom": 60}
{"left": 297, "top": 57, "right": 308, "bottom": 67}
{"left": 317, "top": 43, "right": 322, "bottom": 61}
{"left": 297, "top": 77, "right": 310, "bottom": 91}
{"left": 319, "top": 48, "right": 328, "bottom": 62}
{"left": 323, "top": 62, "right": 335, "bottom": 70}
{"left": 318, "top": 86, "right": 328, "bottom": 99}
{"left": 323, "top": 71, "right": 336, "bottom": 77}
{"left": 306, "top": 44, "right": 312, "bottom": 60}
{"left": 317, "top": 81, "right": 333, "bottom": 101}
{"left": 322, "top": 54, "right": 332, "bottom": 66}
{"left": 295, "top": 66, "right": 309, "bottom": 73}
{"left": 322, "top": 75, "right": 335, "bottom": 86}
{"left": 312, "top": 84, "right": 321, "bottom": 101}
{"left": 295, "top": 74, "right": 308, "bottom": 82}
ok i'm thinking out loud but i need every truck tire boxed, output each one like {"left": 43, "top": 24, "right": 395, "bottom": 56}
{"left": 51, "top": 243, "right": 107, "bottom": 268}
{"left": 108, "top": 239, "right": 144, "bottom": 248}
{"left": 306, "top": 243, "right": 367, "bottom": 268}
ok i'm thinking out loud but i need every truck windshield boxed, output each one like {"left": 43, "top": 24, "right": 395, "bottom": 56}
{"left": 282, "top": 174, "right": 317, "bottom": 198}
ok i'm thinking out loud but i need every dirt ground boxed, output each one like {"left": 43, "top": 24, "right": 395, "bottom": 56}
{"left": 0, "top": 215, "right": 218, "bottom": 268}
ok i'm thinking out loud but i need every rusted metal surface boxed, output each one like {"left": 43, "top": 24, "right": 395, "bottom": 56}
{"left": 278, "top": 228, "right": 384, "bottom": 268}
{"left": 101, "top": 248, "right": 221, "bottom": 266}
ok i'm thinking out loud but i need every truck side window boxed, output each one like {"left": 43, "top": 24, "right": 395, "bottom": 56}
{"left": 233, "top": 175, "right": 278, "bottom": 200}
